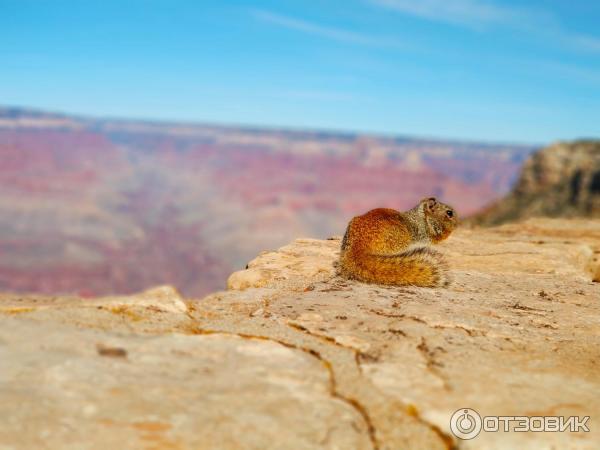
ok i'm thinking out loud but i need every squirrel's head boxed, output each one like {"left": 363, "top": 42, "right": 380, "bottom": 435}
{"left": 420, "top": 197, "right": 458, "bottom": 242}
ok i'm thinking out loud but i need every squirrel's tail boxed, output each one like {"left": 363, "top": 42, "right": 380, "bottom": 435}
{"left": 340, "top": 246, "right": 450, "bottom": 287}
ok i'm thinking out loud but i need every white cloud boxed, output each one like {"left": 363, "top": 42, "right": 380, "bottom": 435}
{"left": 251, "top": 9, "right": 409, "bottom": 49}
{"left": 370, "top": 0, "right": 522, "bottom": 29}
{"left": 273, "top": 90, "right": 361, "bottom": 102}
{"left": 369, "top": 0, "right": 600, "bottom": 53}
{"left": 570, "top": 34, "right": 600, "bottom": 53}
{"left": 531, "top": 60, "right": 600, "bottom": 86}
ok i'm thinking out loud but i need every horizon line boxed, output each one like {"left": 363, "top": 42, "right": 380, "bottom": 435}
{"left": 0, "top": 103, "right": 544, "bottom": 149}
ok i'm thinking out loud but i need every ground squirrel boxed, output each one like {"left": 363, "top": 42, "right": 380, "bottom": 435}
{"left": 339, "top": 197, "right": 457, "bottom": 287}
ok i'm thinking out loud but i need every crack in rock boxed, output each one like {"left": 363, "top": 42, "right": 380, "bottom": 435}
{"left": 183, "top": 308, "right": 455, "bottom": 450}
{"left": 187, "top": 325, "right": 380, "bottom": 450}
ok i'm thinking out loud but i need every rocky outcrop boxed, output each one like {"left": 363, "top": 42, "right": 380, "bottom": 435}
{"left": 471, "top": 140, "right": 600, "bottom": 225}
{"left": 1, "top": 219, "right": 599, "bottom": 449}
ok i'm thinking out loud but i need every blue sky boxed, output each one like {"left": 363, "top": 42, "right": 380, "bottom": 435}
{"left": 1, "top": 0, "right": 599, "bottom": 143}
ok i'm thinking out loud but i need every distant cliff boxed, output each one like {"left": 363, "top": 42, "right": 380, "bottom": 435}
{"left": 0, "top": 105, "right": 533, "bottom": 297}
{"left": 471, "top": 140, "right": 600, "bottom": 225}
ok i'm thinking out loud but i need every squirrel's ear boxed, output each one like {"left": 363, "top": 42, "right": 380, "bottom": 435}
{"left": 421, "top": 197, "right": 437, "bottom": 212}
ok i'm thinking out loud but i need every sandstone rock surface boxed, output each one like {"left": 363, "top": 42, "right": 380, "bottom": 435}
{"left": 1, "top": 219, "right": 599, "bottom": 449}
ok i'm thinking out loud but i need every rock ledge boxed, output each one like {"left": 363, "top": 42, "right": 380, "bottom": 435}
{"left": 1, "top": 218, "right": 599, "bottom": 449}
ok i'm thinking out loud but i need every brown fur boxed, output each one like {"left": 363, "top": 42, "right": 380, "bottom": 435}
{"left": 339, "top": 198, "right": 457, "bottom": 287}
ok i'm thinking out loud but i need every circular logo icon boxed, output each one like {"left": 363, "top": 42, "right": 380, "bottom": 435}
{"left": 450, "top": 408, "right": 482, "bottom": 440}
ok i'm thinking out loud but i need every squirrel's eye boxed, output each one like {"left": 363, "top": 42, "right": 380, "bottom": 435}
{"left": 446, "top": 210, "right": 454, "bottom": 218}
